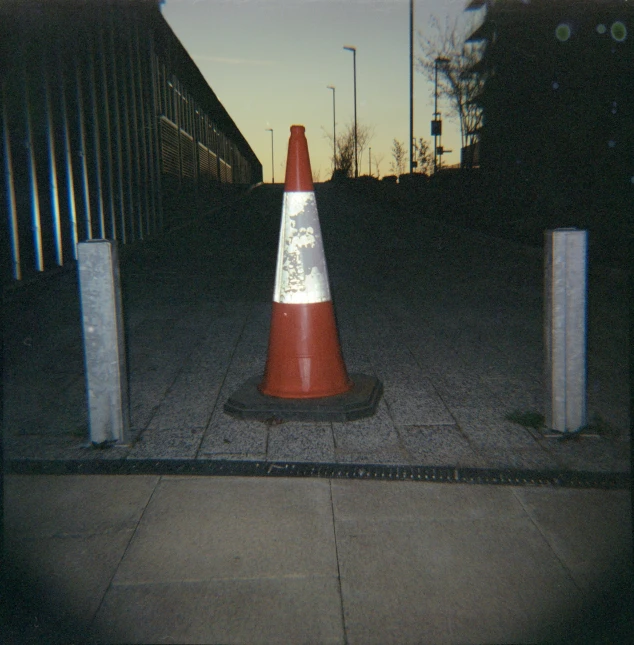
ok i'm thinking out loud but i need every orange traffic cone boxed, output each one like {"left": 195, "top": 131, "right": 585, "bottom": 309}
{"left": 224, "top": 125, "right": 382, "bottom": 421}
{"left": 259, "top": 125, "right": 351, "bottom": 398}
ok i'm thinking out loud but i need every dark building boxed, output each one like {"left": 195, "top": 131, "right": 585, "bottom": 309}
{"left": 465, "top": 0, "right": 633, "bottom": 232}
{"left": 1, "top": 0, "right": 262, "bottom": 284}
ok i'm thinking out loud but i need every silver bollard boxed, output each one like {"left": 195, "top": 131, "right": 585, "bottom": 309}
{"left": 78, "top": 240, "right": 130, "bottom": 445}
{"left": 544, "top": 228, "right": 588, "bottom": 433}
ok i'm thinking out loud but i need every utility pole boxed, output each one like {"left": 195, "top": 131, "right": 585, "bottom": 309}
{"left": 409, "top": 0, "right": 414, "bottom": 174}
{"left": 327, "top": 86, "right": 336, "bottom": 171}
{"left": 265, "top": 128, "right": 274, "bottom": 183}
{"left": 433, "top": 56, "right": 449, "bottom": 173}
{"left": 343, "top": 46, "right": 358, "bottom": 178}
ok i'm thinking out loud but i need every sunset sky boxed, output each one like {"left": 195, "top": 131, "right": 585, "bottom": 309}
{"left": 161, "top": 0, "right": 476, "bottom": 181}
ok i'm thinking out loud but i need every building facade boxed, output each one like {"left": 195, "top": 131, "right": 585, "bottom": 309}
{"left": 1, "top": 0, "right": 262, "bottom": 284}
{"left": 466, "top": 0, "right": 633, "bottom": 225}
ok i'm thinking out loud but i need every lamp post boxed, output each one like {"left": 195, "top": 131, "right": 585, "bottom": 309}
{"left": 343, "top": 45, "right": 358, "bottom": 178}
{"left": 327, "top": 85, "right": 336, "bottom": 172}
{"left": 265, "top": 128, "right": 274, "bottom": 183}
{"left": 409, "top": 0, "right": 414, "bottom": 174}
{"left": 433, "top": 56, "right": 450, "bottom": 174}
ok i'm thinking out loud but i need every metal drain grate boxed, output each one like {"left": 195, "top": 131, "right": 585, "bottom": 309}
{"left": 5, "top": 459, "right": 630, "bottom": 489}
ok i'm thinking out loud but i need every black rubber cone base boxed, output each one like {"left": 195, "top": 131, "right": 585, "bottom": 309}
{"left": 224, "top": 373, "right": 383, "bottom": 422}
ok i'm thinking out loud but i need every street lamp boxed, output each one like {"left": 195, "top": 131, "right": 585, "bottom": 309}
{"left": 265, "top": 128, "right": 274, "bottom": 183}
{"left": 343, "top": 45, "right": 358, "bottom": 178}
{"left": 327, "top": 85, "right": 336, "bottom": 172}
{"left": 409, "top": 0, "right": 414, "bottom": 174}
{"left": 432, "top": 56, "right": 450, "bottom": 174}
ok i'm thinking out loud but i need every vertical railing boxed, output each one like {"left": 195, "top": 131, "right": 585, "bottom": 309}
{"left": 108, "top": 14, "right": 126, "bottom": 245}
{"left": 59, "top": 51, "right": 79, "bottom": 259}
{"left": 174, "top": 76, "right": 182, "bottom": 190}
{"left": 1, "top": 2, "right": 261, "bottom": 284}
{"left": 88, "top": 40, "right": 106, "bottom": 239}
{"left": 76, "top": 58, "right": 93, "bottom": 242}
{"left": 2, "top": 82, "right": 21, "bottom": 280}
{"left": 126, "top": 18, "right": 143, "bottom": 240}
{"left": 148, "top": 37, "right": 164, "bottom": 231}
{"left": 44, "top": 54, "right": 63, "bottom": 267}
{"left": 23, "top": 64, "right": 44, "bottom": 272}
{"left": 98, "top": 29, "right": 116, "bottom": 240}
{"left": 119, "top": 21, "right": 135, "bottom": 244}
{"left": 133, "top": 22, "right": 151, "bottom": 238}
{"left": 144, "top": 49, "right": 157, "bottom": 235}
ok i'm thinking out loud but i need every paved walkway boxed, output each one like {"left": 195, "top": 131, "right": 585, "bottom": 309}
{"left": 2, "top": 184, "right": 632, "bottom": 643}
{"left": 3, "top": 183, "right": 630, "bottom": 477}
{"left": 2, "top": 474, "right": 632, "bottom": 644}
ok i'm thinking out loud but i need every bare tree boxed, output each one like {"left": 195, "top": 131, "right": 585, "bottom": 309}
{"left": 414, "top": 137, "right": 433, "bottom": 175}
{"left": 355, "top": 123, "right": 374, "bottom": 175}
{"left": 417, "top": 15, "right": 486, "bottom": 153}
{"left": 372, "top": 151, "right": 385, "bottom": 178}
{"left": 322, "top": 121, "right": 375, "bottom": 178}
{"left": 390, "top": 139, "right": 407, "bottom": 176}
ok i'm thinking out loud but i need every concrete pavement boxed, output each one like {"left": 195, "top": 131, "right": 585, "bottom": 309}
{"left": 2, "top": 182, "right": 632, "bottom": 643}
{"left": 2, "top": 474, "right": 632, "bottom": 644}
{"left": 2, "top": 183, "right": 630, "bottom": 477}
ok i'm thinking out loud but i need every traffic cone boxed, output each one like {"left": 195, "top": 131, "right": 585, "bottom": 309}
{"left": 224, "top": 125, "right": 382, "bottom": 421}
{"left": 259, "top": 124, "right": 351, "bottom": 398}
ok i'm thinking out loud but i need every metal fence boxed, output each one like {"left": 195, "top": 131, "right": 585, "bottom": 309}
{"left": 1, "top": 0, "right": 262, "bottom": 284}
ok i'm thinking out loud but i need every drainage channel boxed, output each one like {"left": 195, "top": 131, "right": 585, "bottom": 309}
{"left": 5, "top": 459, "right": 630, "bottom": 489}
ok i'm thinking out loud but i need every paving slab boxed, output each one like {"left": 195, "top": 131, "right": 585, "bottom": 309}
{"left": 4, "top": 469, "right": 632, "bottom": 644}
{"left": 3, "top": 373, "right": 82, "bottom": 437}
{"left": 382, "top": 377, "right": 455, "bottom": 426}
{"left": 128, "top": 427, "right": 206, "bottom": 459}
{"left": 333, "top": 499, "right": 584, "bottom": 644}
{"left": 112, "top": 477, "right": 338, "bottom": 585}
{"left": 429, "top": 372, "right": 500, "bottom": 409}
{"left": 546, "top": 437, "right": 631, "bottom": 473}
{"left": 197, "top": 409, "right": 268, "bottom": 459}
{"left": 94, "top": 576, "right": 344, "bottom": 645}
{"left": 267, "top": 422, "right": 336, "bottom": 462}
{"left": 512, "top": 487, "right": 633, "bottom": 592}
{"left": 398, "top": 424, "right": 486, "bottom": 468}
{"left": 330, "top": 479, "right": 528, "bottom": 521}
{"left": 146, "top": 372, "right": 221, "bottom": 430}
{"left": 331, "top": 479, "right": 630, "bottom": 643}
{"left": 5, "top": 531, "right": 135, "bottom": 626}
{"left": 179, "top": 313, "right": 249, "bottom": 373}
{"left": 129, "top": 371, "right": 181, "bottom": 431}
{"left": 2, "top": 184, "right": 629, "bottom": 478}
{"left": 333, "top": 400, "right": 411, "bottom": 464}
{"left": 3, "top": 474, "right": 159, "bottom": 538}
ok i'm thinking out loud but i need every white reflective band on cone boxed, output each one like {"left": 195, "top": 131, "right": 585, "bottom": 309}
{"left": 273, "top": 191, "right": 331, "bottom": 304}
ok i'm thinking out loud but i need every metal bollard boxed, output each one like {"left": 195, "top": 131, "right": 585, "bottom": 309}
{"left": 544, "top": 228, "right": 588, "bottom": 433}
{"left": 78, "top": 240, "right": 130, "bottom": 445}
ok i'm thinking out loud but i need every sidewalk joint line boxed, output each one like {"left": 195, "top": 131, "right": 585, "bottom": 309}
{"left": 511, "top": 488, "right": 585, "bottom": 593}
{"left": 194, "top": 298, "right": 255, "bottom": 460}
{"left": 89, "top": 475, "right": 163, "bottom": 628}
{"left": 329, "top": 479, "right": 349, "bottom": 645}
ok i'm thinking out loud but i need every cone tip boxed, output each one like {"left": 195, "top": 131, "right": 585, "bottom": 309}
{"left": 285, "top": 125, "right": 313, "bottom": 192}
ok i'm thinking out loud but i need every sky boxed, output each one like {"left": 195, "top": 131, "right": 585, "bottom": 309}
{"left": 160, "top": 0, "right": 477, "bottom": 181}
